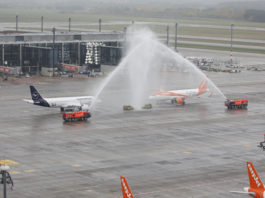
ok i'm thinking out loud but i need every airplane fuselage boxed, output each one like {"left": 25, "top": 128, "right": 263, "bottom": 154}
{"left": 43, "top": 96, "right": 94, "bottom": 108}
{"left": 149, "top": 88, "right": 209, "bottom": 102}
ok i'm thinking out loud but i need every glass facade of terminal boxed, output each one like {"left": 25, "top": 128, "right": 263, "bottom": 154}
{"left": 0, "top": 42, "right": 122, "bottom": 74}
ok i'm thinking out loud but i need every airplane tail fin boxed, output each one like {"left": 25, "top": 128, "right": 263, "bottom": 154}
{"left": 29, "top": 85, "right": 50, "bottom": 107}
{"left": 247, "top": 162, "right": 265, "bottom": 190}
{"left": 30, "top": 85, "right": 44, "bottom": 102}
{"left": 120, "top": 176, "right": 134, "bottom": 198}
{"left": 197, "top": 78, "right": 208, "bottom": 95}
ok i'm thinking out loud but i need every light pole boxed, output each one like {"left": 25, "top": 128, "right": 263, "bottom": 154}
{"left": 99, "top": 18, "right": 101, "bottom": 32}
{"left": 41, "top": 16, "right": 43, "bottom": 32}
{"left": 52, "top": 27, "right": 56, "bottom": 77}
{"left": 69, "top": 17, "right": 71, "bottom": 32}
{"left": 0, "top": 164, "right": 14, "bottom": 198}
{"left": 175, "top": 23, "right": 178, "bottom": 51}
{"left": 166, "top": 25, "right": 169, "bottom": 46}
{"left": 230, "top": 24, "right": 234, "bottom": 64}
{"left": 16, "top": 15, "right": 18, "bottom": 32}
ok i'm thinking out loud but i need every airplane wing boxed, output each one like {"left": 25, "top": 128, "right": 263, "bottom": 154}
{"left": 60, "top": 100, "right": 82, "bottom": 108}
{"left": 60, "top": 99, "right": 94, "bottom": 109}
{"left": 230, "top": 191, "right": 256, "bottom": 196}
{"left": 23, "top": 99, "right": 34, "bottom": 104}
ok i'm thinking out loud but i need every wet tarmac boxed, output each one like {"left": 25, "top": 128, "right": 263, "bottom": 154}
{"left": 1, "top": 60, "right": 265, "bottom": 198}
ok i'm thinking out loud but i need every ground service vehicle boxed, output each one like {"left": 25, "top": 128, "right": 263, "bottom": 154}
{"left": 62, "top": 107, "right": 91, "bottom": 122}
{"left": 225, "top": 99, "right": 248, "bottom": 109}
{"left": 123, "top": 105, "right": 134, "bottom": 111}
{"left": 142, "top": 103, "right": 152, "bottom": 109}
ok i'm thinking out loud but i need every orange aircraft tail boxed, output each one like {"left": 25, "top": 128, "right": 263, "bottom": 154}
{"left": 120, "top": 176, "right": 134, "bottom": 198}
{"left": 197, "top": 78, "right": 208, "bottom": 95}
{"left": 247, "top": 162, "right": 265, "bottom": 190}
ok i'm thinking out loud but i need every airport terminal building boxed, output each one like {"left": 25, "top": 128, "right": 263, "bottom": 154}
{"left": 0, "top": 31, "right": 124, "bottom": 76}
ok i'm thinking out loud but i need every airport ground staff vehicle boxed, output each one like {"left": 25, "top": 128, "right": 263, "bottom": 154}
{"left": 62, "top": 107, "right": 91, "bottom": 122}
{"left": 225, "top": 99, "right": 248, "bottom": 109}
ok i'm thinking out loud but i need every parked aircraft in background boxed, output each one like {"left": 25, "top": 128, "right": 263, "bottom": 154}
{"left": 24, "top": 85, "right": 94, "bottom": 111}
{"left": 231, "top": 162, "right": 265, "bottom": 198}
{"left": 149, "top": 78, "right": 209, "bottom": 105}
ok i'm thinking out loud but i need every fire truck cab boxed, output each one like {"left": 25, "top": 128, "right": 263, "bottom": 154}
{"left": 225, "top": 99, "right": 248, "bottom": 109}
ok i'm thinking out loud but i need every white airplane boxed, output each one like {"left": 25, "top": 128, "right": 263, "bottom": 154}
{"left": 149, "top": 78, "right": 209, "bottom": 105}
{"left": 24, "top": 85, "right": 94, "bottom": 111}
{"left": 231, "top": 162, "right": 265, "bottom": 198}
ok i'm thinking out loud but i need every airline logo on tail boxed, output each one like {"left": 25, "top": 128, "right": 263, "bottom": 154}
{"left": 247, "top": 162, "right": 264, "bottom": 189}
{"left": 231, "top": 162, "right": 265, "bottom": 198}
{"left": 30, "top": 85, "right": 50, "bottom": 107}
{"left": 30, "top": 86, "right": 41, "bottom": 101}
{"left": 120, "top": 176, "right": 134, "bottom": 198}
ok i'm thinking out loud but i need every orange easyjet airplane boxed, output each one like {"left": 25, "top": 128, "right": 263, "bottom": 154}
{"left": 120, "top": 176, "right": 134, "bottom": 198}
{"left": 231, "top": 162, "right": 265, "bottom": 198}
{"left": 149, "top": 78, "right": 209, "bottom": 105}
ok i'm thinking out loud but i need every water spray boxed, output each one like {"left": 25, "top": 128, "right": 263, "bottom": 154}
{"left": 91, "top": 26, "right": 226, "bottom": 112}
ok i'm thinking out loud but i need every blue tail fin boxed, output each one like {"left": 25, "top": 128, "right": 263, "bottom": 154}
{"left": 30, "top": 85, "right": 50, "bottom": 107}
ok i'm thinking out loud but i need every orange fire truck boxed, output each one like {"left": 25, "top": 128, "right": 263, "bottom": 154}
{"left": 225, "top": 99, "right": 248, "bottom": 109}
{"left": 62, "top": 107, "right": 91, "bottom": 122}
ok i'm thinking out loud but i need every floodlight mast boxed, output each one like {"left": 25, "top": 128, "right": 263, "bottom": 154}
{"left": 230, "top": 24, "right": 234, "bottom": 64}
{"left": 52, "top": 27, "right": 56, "bottom": 77}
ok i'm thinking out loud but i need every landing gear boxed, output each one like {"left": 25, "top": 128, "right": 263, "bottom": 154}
{"left": 171, "top": 99, "right": 185, "bottom": 105}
